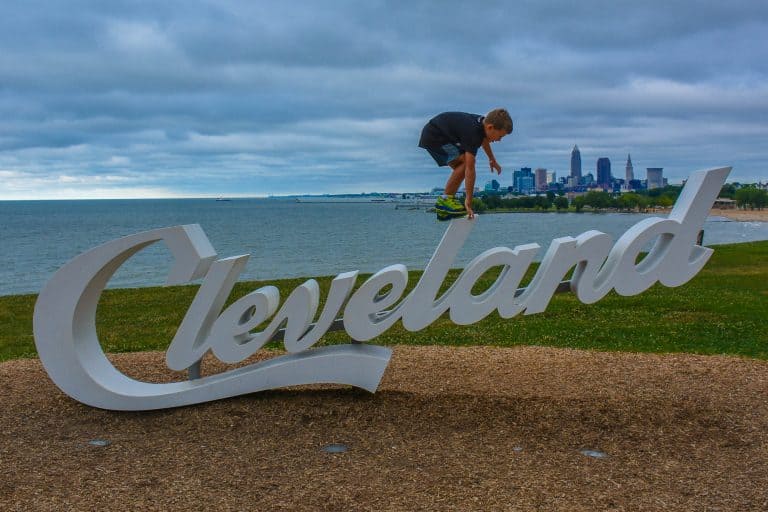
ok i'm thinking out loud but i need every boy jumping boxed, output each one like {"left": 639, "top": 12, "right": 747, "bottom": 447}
{"left": 419, "top": 109, "right": 513, "bottom": 220}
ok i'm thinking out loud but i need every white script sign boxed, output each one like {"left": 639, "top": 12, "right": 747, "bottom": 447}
{"left": 33, "top": 167, "right": 730, "bottom": 410}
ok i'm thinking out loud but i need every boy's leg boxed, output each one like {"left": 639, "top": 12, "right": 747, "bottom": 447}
{"left": 443, "top": 155, "right": 466, "bottom": 195}
{"left": 435, "top": 155, "right": 467, "bottom": 220}
{"left": 424, "top": 146, "right": 466, "bottom": 220}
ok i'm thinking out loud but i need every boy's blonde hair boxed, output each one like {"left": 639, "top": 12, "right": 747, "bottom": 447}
{"left": 485, "top": 108, "right": 513, "bottom": 133}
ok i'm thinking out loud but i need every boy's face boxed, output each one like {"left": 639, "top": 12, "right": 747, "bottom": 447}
{"left": 484, "top": 124, "right": 508, "bottom": 143}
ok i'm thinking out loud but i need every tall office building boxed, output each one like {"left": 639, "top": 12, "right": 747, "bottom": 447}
{"left": 596, "top": 157, "right": 612, "bottom": 189}
{"left": 647, "top": 168, "right": 664, "bottom": 189}
{"left": 570, "top": 145, "right": 582, "bottom": 183}
{"left": 535, "top": 168, "right": 548, "bottom": 192}
{"left": 513, "top": 167, "right": 535, "bottom": 194}
{"left": 625, "top": 154, "right": 634, "bottom": 186}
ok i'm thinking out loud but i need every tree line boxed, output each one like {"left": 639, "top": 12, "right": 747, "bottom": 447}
{"left": 475, "top": 183, "right": 767, "bottom": 213}
{"left": 476, "top": 186, "right": 681, "bottom": 213}
{"left": 719, "top": 184, "right": 767, "bottom": 210}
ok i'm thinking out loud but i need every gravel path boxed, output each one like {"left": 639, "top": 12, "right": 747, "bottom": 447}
{"left": 1, "top": 346, "right": 767, "bottom": 511}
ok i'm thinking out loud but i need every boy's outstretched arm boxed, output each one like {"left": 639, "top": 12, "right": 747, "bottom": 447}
{"left": 464, "top": 152, "right": 476, "bottom": 219}
{"left": 481, "top": 138, "right": 502, "bottom": 174}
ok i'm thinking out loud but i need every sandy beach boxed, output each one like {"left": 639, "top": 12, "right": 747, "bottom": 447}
{"left": 710, "top": 207, "right": 768, "bottom": 222}
{"left": 2, "top": 346, "right": 767, "bottom": 511}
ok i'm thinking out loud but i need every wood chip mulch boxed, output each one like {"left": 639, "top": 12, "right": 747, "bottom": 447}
{"left": 1, "top": 345, "right": 767, "bottom": 511}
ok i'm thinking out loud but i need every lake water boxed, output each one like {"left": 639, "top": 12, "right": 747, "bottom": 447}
{"left": 1, "top": 198, "right": 767, "bottom": 296}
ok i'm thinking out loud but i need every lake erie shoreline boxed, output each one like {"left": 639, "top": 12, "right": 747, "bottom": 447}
{"left": 709, "top": 207, "right": 768, "bottom": 222}
{"left": 478, "top": 206, "right": 767, "bottom": 223}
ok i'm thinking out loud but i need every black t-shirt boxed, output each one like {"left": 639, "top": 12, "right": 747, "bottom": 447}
{"left": 418, "top": 112, "right": 486, "bottom": 156}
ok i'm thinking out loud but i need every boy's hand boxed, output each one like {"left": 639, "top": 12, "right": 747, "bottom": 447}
{"left": 490, "top": 159, "right": 502, "bottom": 175}
{"left": 465, "top": 197, "right": 475, "bottom": 219}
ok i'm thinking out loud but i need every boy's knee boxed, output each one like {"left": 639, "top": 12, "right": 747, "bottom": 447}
{"left": 448, "top": 154, "right": 465, "bottom": 169}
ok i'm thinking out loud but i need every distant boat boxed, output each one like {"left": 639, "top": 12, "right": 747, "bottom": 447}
{"left": 216, "top": 197, "right": 231, "bottom": 202}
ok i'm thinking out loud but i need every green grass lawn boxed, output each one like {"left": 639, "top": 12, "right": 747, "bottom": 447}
{"left": 1, "top": 241, "right": 766, "bottom": 362}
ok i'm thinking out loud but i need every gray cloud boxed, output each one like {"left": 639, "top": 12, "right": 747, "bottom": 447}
{"left": 0, "top": 0, "right": 766, "bottom": 199}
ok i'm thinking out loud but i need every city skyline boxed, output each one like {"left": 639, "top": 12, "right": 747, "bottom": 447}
{"left": 479, "top": 147, "right": 677, "bottom": 193}
{"left": 1, "top": 2, "right": 766, "bottom": 200}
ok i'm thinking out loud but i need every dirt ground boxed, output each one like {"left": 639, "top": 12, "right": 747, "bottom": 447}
{"left": 1, "top": 345, "right": 767, "bottom": 511}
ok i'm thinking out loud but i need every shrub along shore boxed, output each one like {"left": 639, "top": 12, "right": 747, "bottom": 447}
{"left": 1, "top": 241, "right": 766, "bottom": 362}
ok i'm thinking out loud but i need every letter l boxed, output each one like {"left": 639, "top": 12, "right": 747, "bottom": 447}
{"left": 165, "top": 255, "right": 250, "bottom": 371}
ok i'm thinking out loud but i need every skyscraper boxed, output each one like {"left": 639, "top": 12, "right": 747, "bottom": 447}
{"left": 513, "top": 167, "right": 535, "bottom": 194}
{"left": 647, "top": 168, "right": 663, "bottom": 189}
{"left": 625, "top": 154, "right": 634, "bottom": 187}
{"left": 535, "top": 168, "right": 548, "bottom": 192}
{"left": 596, "top": 157, "right": 611, "bottom": 189}
{"left": 570, "top": 145, "right": 582, "bottom": 184}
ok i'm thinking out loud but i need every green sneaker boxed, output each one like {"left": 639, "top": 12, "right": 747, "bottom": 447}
{"left": 435, "top": 195, "right": 466, "bottom": 216}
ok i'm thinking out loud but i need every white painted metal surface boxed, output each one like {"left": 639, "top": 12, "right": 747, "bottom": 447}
{"left": 33, "top": 167, "right": 731, "bottom": 410}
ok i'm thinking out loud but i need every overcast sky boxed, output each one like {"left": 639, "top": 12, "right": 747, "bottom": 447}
{"left": 0, "top": 1, "right": 766, "bottom": 199}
